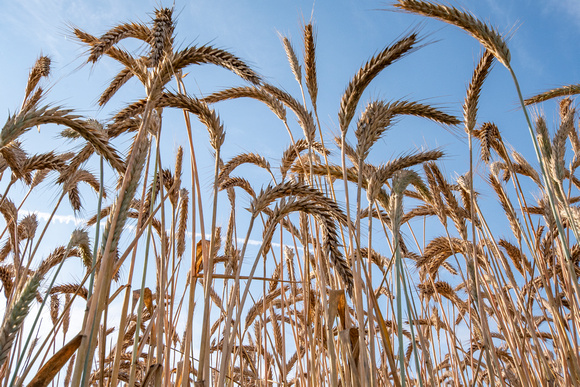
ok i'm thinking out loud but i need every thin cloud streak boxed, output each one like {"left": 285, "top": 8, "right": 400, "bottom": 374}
{"left": 20, "top": 210, "right": 274, "bottom": 248}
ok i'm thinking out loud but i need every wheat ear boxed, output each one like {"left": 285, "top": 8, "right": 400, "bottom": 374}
{"left": 0, "top": 273, "right": 41, "bottom": 368}
{"left": 395, "top": 0, "right": 510, "bottom": 67}
{"left": 339, "top": 32, "right": 418, "bottom": 134}
{"left": 303, "top": 23, "right": 318, "bottom": 108}
{"left": 525, "top": 84, "right": 580, "bottom": 105}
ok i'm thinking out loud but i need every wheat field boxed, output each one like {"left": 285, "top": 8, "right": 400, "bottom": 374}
{"left": 0, "top": 1, "right": 579, "bottom": 386}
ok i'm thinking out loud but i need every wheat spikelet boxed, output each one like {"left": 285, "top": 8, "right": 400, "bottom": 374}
{"left": 172, "top": 45, "right": 261, "bottom": 85}
{"left": 429, "top": 162, "right": 468, "bottom": 239}
{"left": 36, "top": 246, "right": 87, "bottom": 279}
{"left": 550, "top": 102, "right": 574, "bottom": 182}
{"left": 0, "top": 198, "right": 17, "bottom": 231}
{"left": 268, "top": 262, "right": 282, "bottom": 293}
{"left": 355, "top": 101, "right": 393, "bottom": 160}
{"left": 139, "top": 168, "right": 173, "bottom": 220}
{"left": 168, "top": 188, "right": 186, "bottom": 261}
{"left": 158, "top": 92, "right": 225, "bottom": 150}
{"left": 509, "top": 151, "right": 541, "bottom": 186}
{"left": 59, "top": 169, "right": 103, "bottom": 212}
{"left": 379, "top": 149, "right": 444, "bottom": 187}
{"left": 21, "top": 86, "right": 45, "bottom": 114}
{"left": 52, "top": 116, "right": 124, "bottom": 173}
{"left": 100, "top": 135, "right": 149, "bottom": 261}
{"left": 24, "top": 56, "right": 50, "bottom": 101}
{"left": 0, "top": 273, "right": 40, "bottom": 368}
{"left": 262, "top": 84, "right": 316, "bottom": 143}
{"left": 0, "top": 105, "right": 72, "bottom": 149}
{"left": 390, "top": 170, "right": 423, "bottom": 231}
{"left": 281, "top": 36, "right": 302, "bottom": 85}
{"left": 316, "top": 211, "right": 353, "bottom": 295}
{"left": 284, "top": 246, "right": 296, "bottom": 284}
{"left": 203, "top": 86, "right": 286, "bottom": 121}
{"left": 269, "top": 305, "right": 284, "bottom": 356}
{"left": 63, "top": 353, "right": 76, "bottom": 387}
{"left": 62, "top": 293, "right": 72, "bottom": 338}
{"left": 171, "top": 146, "right": 183, "bottom": 204}
{"left": 0, "top": 154, "right": 7, "bottom": 174}
{"left": 388, "top": 99, "right": 460, "bottom": 125}
{"left": 464, "top": 50, "right": 494, "bottom": 133}
{"left": 339, "top": 32, "right": 417, "bottom": 134}
{"left": 395, "top": 0, "right": 511, "bottom": 67}
{"left": 262, "top": 196, "right": 353, "bottom": 293}
{"left": 561, "top": 99, "right": 580, "bottom": 158}
{"left": 534, "top": 115, "right": 552, "bottom": 164}
{"left": 88, "top": 22, "right": 152, "bottom": 63}
{"left": 99, "top": 68, "right": 134, "bottom": 107}
{"left": 18, "top": 214, "right": 38, "bottom": 241}
{"left": 0, "top": 265, "right": 13, "bottom": 297}
{"left": 303, "top": 23, "right": 318, "bottom": 108}
{"left": 498, "top": 239, "right": 531, "bottom": 275}
{"left": 525, "top": 84, "right": 580, "bottom": 105}
{"left": 0, "top": 241, "right": 11, "bottom": 264}
{"left": 50, "top": 294, "right": 60, "bottom": 326}
{"left": 473, "top": 122, "right": 501, "bottom": 163}
{"left": 69, "top": 228, "right": 92, "bottom": 269}
{"left": 245, "top": 286, "right": 288, "bottom": 328}
{"left": 280, "top": 139, "right": 328, "bottom": 179}
{"left": 150, "top": 8, "right": 174, "bottom": 67}
{"left": 0, "top": 141, "right": 26, "bottom": 176}
{"left": 401, "top": 204, "right": 437, "bottom": 224}
{"left": 292, "top": 150, "right": 442, "bottom": 200}
{"left": 250, "top": 180, "right": 320, "bottom": 215}
{"left": 19, "top": 152, "right": 66, "bottom": 180}
{"left": 417, "top": 237, "right": 463, "bottom": 278}
{"left": 219, "top": 177, "right": 256, "bottom": 198}
{"left": 111, "top": 99, "right": 147, "bottom": 125}
{"left": 489, "top": 173, "right": 522, "bottom": 241}
{"left": 219, "top": 153, "right": 271, "bottom": 183}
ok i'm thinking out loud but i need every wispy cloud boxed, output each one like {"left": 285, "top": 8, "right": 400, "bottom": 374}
{"left": 20, "top": 210, "right": 277, "bottom": 248}
{"left": 21, "top": 210, "right": 86, "bottom": 226}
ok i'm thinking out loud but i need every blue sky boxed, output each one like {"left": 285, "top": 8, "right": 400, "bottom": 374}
{"left": 1, "top": 0, "right": 580, "bottom": 361}
{"left": 0, "top": 0, "right": 576, "bottom": 233}
{"left": 1, "top": 0, "right": 579, "bottom": 293}
{"left": 2, "top": 0, "right": 579, "bottom": 163}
